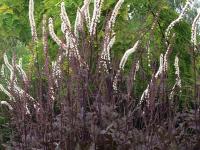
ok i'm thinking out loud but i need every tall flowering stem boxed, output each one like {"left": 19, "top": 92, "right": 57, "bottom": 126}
{"left": 49, "top": 3, "right": 87, "bottom": 69}
{"left": 48, "top": 18, "right": 68, "bottom": 52}
{"left": 191, "top": 11, "right": 200, "bottom": 51}
{"left": 0, "top": 84, "right": 14, "bottom": 101}
{"left": 119, "top": 41, "right": 140, "bottom": 70}
{"left": 29, "top": 0, "right": 38, "bottom": 42}
{"left": 89, "top": 0, "right": 104, "bottom": 36}
{"left": 107, "top": 0, "right": 124, "bottom": 30}
{"left": 165, "top": 0, "right": 194, "bottom": 40}
{"left": 61, "top": 1, "right": 72, "bottom": 48}
{"left": 169, "top": 56, "right": 181, "bottom": 100}
{"left": 100, "top": 0, "right": 124, "bottom": 72}
{"left": 75, "top": 0, "right": 91, "bottom": 36}
{"left": 43, "top": 15, "right": 55, "bottom": 103}
{"left": 60, "top": 2, "right": 80, "bottom": 59}
{"left": 0, "top": 101, "right": 13, "bottom": 110}
{"left": 81, "top": 0, "right": 91, "bottom": 28}
{"left": 140, "top": 43, "right": 173, "bottom": 109}
{"left": 60, "top": 2, "right": 71, "bottom": 30}
{"left": 100, "top": 35, "right": 116, "bottom": 72}
{"left": 113, "top": 40, "right": 140, "bottom": 91}
{"left": 74, "top": 8, "right": 82, "bottom": 37}
{"left": 140, "top": 54, "right": 164, "bottom": 106}
{"left": 16, "top": 58, "right": 28, "bottom": 85}
{"left": 0, "top": 53, "right": 38, "bottom": 114}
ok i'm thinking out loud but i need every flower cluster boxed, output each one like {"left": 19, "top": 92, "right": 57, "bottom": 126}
{"left": 112, "top": 40, "right": 140, "bottom": 90}
{"left": 140, "top": 53, "right": 164, "bottom": 105}
{"left": 174, "top": 56, "right": 181, "bottom": 88}
{"left": 191, "top": 11, "right": 200, "bottom": 51}
{"left": 169, "top": 56, "right": 181, "bottom": 100}
{"left": 89, "top": 0, "right": 104, "bottom": 36}
{"left": 0, "top": 54, "right": 36, "bottom": 114}
{"left": 165, "top": 0, "right": 194, "bottom": 40}
{"left": 140, "top": 42, "right": 173, "bottom": 106}
{"left": 49, "top": 18, "right": 68, "bottom": 52}
{"left": 29, "top": 0, "right": 38, "bottom": 41}
{"left": 119, "top": 40, "right": 140, "bottom": 70}
{"left": 100, "top": 0, "right": 124, "bottom": 72}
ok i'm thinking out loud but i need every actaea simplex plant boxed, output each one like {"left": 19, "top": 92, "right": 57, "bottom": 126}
{"left": 0, "top": 0, "right": 200, "bottom": 149}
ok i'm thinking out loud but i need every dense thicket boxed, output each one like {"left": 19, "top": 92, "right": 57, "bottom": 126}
{"left": 0, "top": 0, "right": 200, "bottom": 149}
